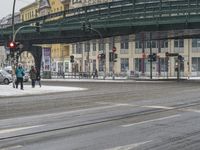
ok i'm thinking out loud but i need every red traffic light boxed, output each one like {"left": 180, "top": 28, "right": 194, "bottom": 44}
{"left": 8, "top": 41, "right": 16, "bottom": 49}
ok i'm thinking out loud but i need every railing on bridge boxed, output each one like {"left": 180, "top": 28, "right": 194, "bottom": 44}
{"left": 2, "top": 0, "right": 200, "bottom": 34}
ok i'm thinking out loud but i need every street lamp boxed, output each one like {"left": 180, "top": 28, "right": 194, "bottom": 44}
{"left": 12, "top": 0, "right": 16, "bottom": 42}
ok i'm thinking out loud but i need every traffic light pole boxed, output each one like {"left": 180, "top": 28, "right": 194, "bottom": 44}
{"left": 87, "top": 26, "right": 106, "bottom": 79}
{"left": 150, "top": 33, "right": 153, "bottom": 79}
{"left": 177, "top": 58, "right": 180, "bottom": 81}
{"left": 11, "top": 0, "right": 17, "bottom": 88}
{"left": 12, "top": 0, "right": 16, "bottom": 42}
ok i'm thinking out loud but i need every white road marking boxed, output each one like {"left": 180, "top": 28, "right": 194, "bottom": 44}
{"left": 96, "top": 102, "right": 135, "bottom": 106}
{"left": 98, "top": 102, "right": 200, "bottom": 114}
{"left": 0, "top": 125, "right": 45, "bottom": 134}
{"left": 142, "top": 105, "right": 174, "bottom": 110}
{"left": 0, "top": 145, "right": 23, "bottom": 150}
{"left": 182, "top": 108, "right": 200, "bottom": 113}
{"left": 122, "top": 114, "right": 180, "bottom": 127}
{"left": 105, "top": 141, "right": 152, "bottom": 150}
{"left": 97, "top": 102, "right": 174, "bottom": 110}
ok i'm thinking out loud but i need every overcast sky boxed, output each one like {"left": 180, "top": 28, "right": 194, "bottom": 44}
{"left": 0, "top": 0, "right": 35, "bottom": 19}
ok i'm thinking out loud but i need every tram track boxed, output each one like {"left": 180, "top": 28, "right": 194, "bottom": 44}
{"left": 1, "top": 98, "right": 200, "bottom": 142}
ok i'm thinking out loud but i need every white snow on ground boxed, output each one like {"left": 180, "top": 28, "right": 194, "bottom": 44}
{"left": 0, "top": 84, "right": 86, "bottom": 97}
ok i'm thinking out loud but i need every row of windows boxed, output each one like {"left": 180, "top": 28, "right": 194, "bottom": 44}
{"left": 50, "top": 57, "right": 200, "bottom": 73}
{"left": 21, "top": 9, "right": 37, "bottom": 21}
{"left": 50, "top": 7, "right": 63, "bottom": 13}
{"left": 72, "top": 38, "right": 200, "bottom": 55}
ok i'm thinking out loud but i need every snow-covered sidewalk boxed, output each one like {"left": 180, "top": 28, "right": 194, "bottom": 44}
{"left": 0, "top": 84, "right": 86, "bottom": 97}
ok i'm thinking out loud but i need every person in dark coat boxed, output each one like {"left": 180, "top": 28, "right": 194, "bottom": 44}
{"left": 29, "top": 66, "right": 37, "bottom": 88}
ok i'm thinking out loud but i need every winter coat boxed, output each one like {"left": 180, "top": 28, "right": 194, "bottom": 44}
{"left": 15, "top": 67, "right": 25, "bottom": 78}
{"left": 29, "top": 69, "right": 37, "bottom": 80}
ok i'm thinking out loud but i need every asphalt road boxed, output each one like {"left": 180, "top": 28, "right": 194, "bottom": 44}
{"left": 1, "top": 80, "right": 200, "bottom": 150}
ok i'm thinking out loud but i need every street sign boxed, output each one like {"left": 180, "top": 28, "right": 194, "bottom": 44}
{"left": 166, "top": 52, "right": 179, "bottom": 57}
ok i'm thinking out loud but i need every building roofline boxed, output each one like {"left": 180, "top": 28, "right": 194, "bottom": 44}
{"left": 20, "top": 1, "right": 38, "bottom": 11}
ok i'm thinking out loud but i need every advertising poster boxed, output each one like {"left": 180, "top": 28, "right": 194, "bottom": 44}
{"left": 42, "top": 47, "right": 51, "bottom": 71}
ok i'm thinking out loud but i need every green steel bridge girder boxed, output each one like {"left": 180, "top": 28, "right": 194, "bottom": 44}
{"left": 1, "top": 0, "right": 200, "bottom": 45}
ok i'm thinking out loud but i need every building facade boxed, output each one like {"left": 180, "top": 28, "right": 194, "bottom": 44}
{"left": 70, "top": 33, "right": 200, "bottom": 78}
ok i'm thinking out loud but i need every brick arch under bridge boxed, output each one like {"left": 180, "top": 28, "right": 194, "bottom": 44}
{"left": 19, "top": 43, "right": 42, "bottom": 74}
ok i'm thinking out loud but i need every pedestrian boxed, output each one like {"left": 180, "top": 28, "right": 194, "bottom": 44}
{"left": 15, "top": 63, "right": 25, "bottom": 90}
{"left": 94, "top": 68, "right": 98, "bottom": 79}
{"left": 29, "top": 66, "right": 37, "bottom": 88}
{"left": 36, "top": 68, "right": 41, "bottom": 87}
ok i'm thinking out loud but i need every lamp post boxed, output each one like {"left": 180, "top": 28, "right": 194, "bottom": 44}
{"left": 12, "top": 0, "right": 16, "bottom": 42}
{"left": 10, "top": 0, "right": 16, "bottom": 88}
{"left": 87, "top": 27, "right": 106, "bottom": 79}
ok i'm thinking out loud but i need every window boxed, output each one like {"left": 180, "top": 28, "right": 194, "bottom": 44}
{"left": 92, "top": 41, "right": 96, "bottom": 52}
{"left": 76, "top": 43, "right": 82, "bottom": 54}
{"left": 135, "top": 41, "right": 142, "bottom": 49}
{"left": 192, "top": 39, "right": 200, "bottom": 52}
{"left": 135, "top": 58, "right": 142, "bottom": 72}
{"left": 72, "top": 44, "right": 75, "bottom": 54}
{"left": 93, "top": 60, "right": 96, "bottom": 72}
{"left": 159, "top": 58, "right": 168, "bottom": 72}
{"left": 109, "top": 37, "right": 115, "bottom": 51}
{"left": 160, "top": 40, "right": 168, "bottom": 48}
{"left": 99, "top": 39, "right": 105, "bottom": 52}
{"left": 192, "top": 57, "right": 200, "bottom": 72}
{"left": 120, "top": 36, "right": 129, "bottom": 54}
{"left": 98, "top": 60, "right": 104, "bottom": 72}
{"left": 146, "top": 40, "right": 157, "bottom": 48}
{"left": 121, "top": 58, "right": 129, "bottom": 72}
{"left": 64, "top": 62, "right": 69, "bottom": 72}
{"left": 85, "top": 42, "right": 90, "bottom": 52}
{"left": 174, "top": 39, "right": 184, "bottom": 48}
{"left": 174, "top": 39, "right": 184, "bottom": 53}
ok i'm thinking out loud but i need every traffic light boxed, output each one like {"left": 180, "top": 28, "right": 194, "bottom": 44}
{"left": 101, "top": 53, "right": 105, "bottom": 59}
{"left": 8, "top": 41, "right": 16, "bottom": 57}
{"left": 81, "top": 22, "right": 91, "bottom": 32}
{"left": 178, "top": 55, "right": 184, "bottom": 62}
{"left": 70, "top": 55, "right": 74, "bottom": 63}
{"left": 98, "top": 53, "right": 106, "bottom": 60}
{"left": 8, "top": 41, "right": 16, "bottom": 49}
{"left": 165, "top": 52, "right": 169, "bottom": 57}
{"left": 109, "top": 52, "right": 118, "bottom": 62}
{"left": 152, "top": 53, "right": 157, "bottom": 61}
{"left": 35, "top": 22, "right": 40, "bottom": 32}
